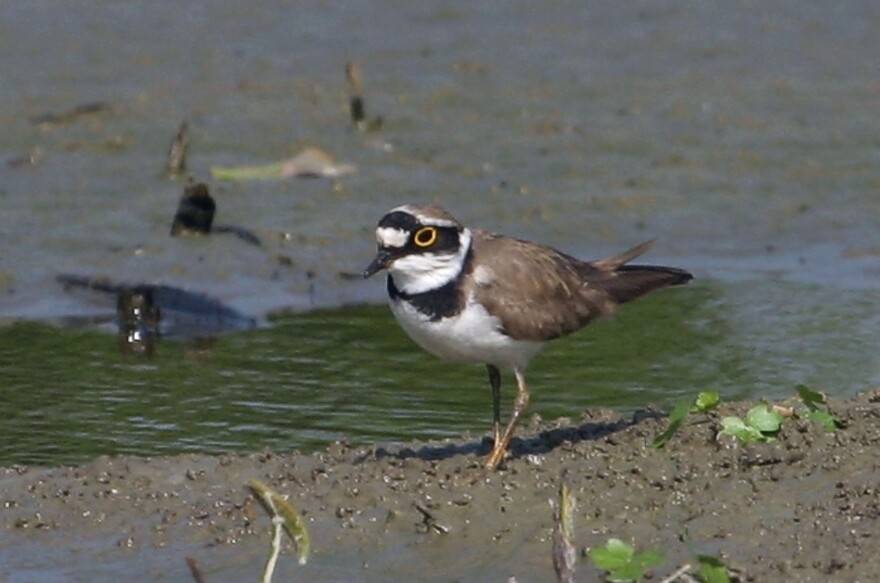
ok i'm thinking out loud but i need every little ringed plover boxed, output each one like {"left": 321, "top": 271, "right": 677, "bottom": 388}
{"left": 363, "top": 204, "right": 692, "bottom": 469}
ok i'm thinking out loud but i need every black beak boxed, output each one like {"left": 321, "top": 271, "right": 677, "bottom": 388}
{"left": 362, "top": 248, "right": 394, "bottom": 279}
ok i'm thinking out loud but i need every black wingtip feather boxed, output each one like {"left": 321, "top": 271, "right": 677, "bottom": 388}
{"left": 604, "top": 265, "right": 693, "bottom": 305}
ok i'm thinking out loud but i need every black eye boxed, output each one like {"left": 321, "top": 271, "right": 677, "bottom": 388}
{"left": 413, "top": 226, "right": 438, "bottom": 248}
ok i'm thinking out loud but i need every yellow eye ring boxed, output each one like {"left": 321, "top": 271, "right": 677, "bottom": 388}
{"left": 413, "top": 226, "right": 438, "bottom": 248}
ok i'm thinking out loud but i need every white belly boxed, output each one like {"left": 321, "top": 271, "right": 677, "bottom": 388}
{"left": 389, "top": 297, "right": 543, "bottom": 370}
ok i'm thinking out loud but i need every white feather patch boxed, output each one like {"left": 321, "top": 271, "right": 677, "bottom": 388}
{"left": 376, "top": 226, "right": 409, "bottom": 248}
{"left": 388, "top": 229, "right": 472, "bottom": 294}
{"left": 390, "top": 296, "right": 543, "bottom": 369}
{"left": 473, "top": 264, "right": 495, "bottom": 286}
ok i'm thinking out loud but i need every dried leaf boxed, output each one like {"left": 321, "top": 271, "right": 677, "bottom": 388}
{"left": 248, "top": 479, "right": 311, "bottom": 565}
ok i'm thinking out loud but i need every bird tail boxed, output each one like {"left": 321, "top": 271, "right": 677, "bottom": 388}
{"left": 589, "top": 240, "right": 655, "bottom": 271}
{"left": 603, "top": 264, "right": 693, "bottom": 305}
{"left": 587, "top": 240, "right": 693, "bottom": 305}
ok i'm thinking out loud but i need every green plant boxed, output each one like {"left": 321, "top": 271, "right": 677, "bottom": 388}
{"left": 652, "top": 391, "right": 720, "bottom": 448}
{"left": 718, "top": 402, "right": 784, "bottom": 443}
{"left": 796, "top": 384, "right": 844, "bottom": 432}
{"left": 696, "top": 555, "right": 732, "bottom": 583}
{"left": 588, "top": 538, "right": 664, "bottom": 582}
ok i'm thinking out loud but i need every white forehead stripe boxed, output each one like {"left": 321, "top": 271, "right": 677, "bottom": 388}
{"left": 422, "top": 217, "right": 458, "bottom": 228}
{"left": 376, "top": 226, "right": 409, "bottom": 248}
{"left": 391, "top": 204, "right": 459, "bottom": 228}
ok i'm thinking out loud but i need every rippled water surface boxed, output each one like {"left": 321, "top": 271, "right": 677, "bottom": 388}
{"left": 2, "top": 1, "right": 880, "bottom": 466}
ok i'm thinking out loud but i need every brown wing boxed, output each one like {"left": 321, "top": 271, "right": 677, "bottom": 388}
{"left": 468, "top": 231, "right": 691, "bottom": 342}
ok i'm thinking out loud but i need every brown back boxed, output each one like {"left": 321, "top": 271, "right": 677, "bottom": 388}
{"left": 467, "top": 230, "right": 692, "bottom": 342}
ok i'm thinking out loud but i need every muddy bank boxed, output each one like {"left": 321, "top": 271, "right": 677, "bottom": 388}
{"left": 2, "top": 391, "right": 879, "bottom": 582}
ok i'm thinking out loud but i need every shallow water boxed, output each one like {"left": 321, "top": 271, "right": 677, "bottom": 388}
{"left": 2, "top": 1, "right": 880, "bottom": 466}
{"left": 3, "top": 280, "right": 880, "bottom": 467}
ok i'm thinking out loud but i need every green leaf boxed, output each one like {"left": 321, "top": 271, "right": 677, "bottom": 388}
{"left": 608, "top": 563, "right": 646, "bottom": 582}
{"left": 719, "top": 416, "right": 767, "bottom": 443}
{"left": 719, "top": 405, "right": 784, "bottom": 443}
{"left": 693, "top": 391, "right": 721, "bottom": 413}
{"left": 633, "top": 549, "right": 664, "bottom": 570}
{"left": 653, "top": 392, "right": 724, "bottom": 448}
{"left": 745, "top": 403, "right": 784, "bottom": 433}
{"left": 589, "top": 538, "right": 634, "bottom": 570}
{"left": 652, "top": 399, "right": 692, "bottom": 448}
{"left": 808, "top": 409, "right": 841, "bottom": 432}
{"left": 696, "top": 555, "right": 731, "bottom": 583}
{"left": 797, "top": 385, "right": 843, "bottom": 431}
{"left": 589, "top": 539, "right": 664, "bottom": 582}
{"left": 796, "top": 384, "right": 826, "bottom": 411}
{"left": 211, "top": 161, "right": 287, "bottom": 181}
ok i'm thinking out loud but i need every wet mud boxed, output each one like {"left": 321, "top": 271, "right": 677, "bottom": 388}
{"left": 3, "top": 391, "right": 879, "bottom": 582}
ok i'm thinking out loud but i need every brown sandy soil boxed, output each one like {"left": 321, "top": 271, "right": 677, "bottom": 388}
{"left": 2, "top": 391, "right": 879, "bottom": 583}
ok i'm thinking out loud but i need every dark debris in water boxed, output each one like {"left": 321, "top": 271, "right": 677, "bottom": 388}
{"left": 29, "top": 101, "right": 115, "bottom": 128}
{"left": 56, "top": 274, "right": 256, "bottom": 356}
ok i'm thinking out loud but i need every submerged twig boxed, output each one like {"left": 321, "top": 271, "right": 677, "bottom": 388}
{"left": 164, "top": 120, "right": 190, "bottom": 178}
{"left": 551, "top": 482, "right": 577, "bottom": 583}
{"left": 414, "top": 502, "right": 450, "bottom": 534}
{"left": 30, "top": 101, "right": 113, "bottom": 127}
{"left": 659, "top": 563, "right": 698, "bottom": 583}
{"left": 7, "top": 147, "right": 44, "bottom": 169}
{"left": 184, "top": 556, "right": 207, "bottom": 583}
{"left": 345, "top": 61, "right": 382, "bottom": 131}
{"left": 346, "top": 61, "right": 366, "bottom": 130}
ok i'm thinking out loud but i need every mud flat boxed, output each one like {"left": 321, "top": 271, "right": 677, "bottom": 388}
{"left": 2, "top": 391, "right": 879, "bottom": 582}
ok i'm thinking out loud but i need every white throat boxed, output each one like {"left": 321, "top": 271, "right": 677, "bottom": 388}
{"left": 388, "top": 228, "right": 472, "bottom": 294}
